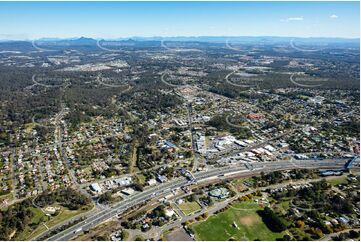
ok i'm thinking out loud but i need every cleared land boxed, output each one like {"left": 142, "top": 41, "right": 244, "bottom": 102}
{"left": 327, "top": 176, "right": 348, "bottom": 186}
{"left": 178, "top": 201, "right": 202, "bottom": 216}
{"left": 230, "top": 178, "right": 250, "bottom": 193}
{"left": 191, "top": 201, "right": 285, "bottom": 241}
{"left": 165, "top": 228, "right": 193, "bottom": 241}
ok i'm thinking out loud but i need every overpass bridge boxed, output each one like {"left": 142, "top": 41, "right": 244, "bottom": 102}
{"left": 320, "top": 156, "right": 359, "bottom": 176}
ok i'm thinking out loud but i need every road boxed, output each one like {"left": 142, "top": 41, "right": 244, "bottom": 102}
{"left": 187, "top": 102, "right": 200, "bottom": 172}
{"left": 53, "top": 105, "right": 92, "bottom": 200}
{"left": 10, "top": 149, "right": 17, "bottom": 199}
{"left": 54, "top": 105, "right": 77, "bottom": 186}
{"left": 43, "top": 158, "right": 346, "bottom": 241}
{"left": 320, "top": 228, "right": 360, "bottom": 241}
{"left": 96, "top": 75, "right": 132, "bottom": 90}
{"left": 79, "top": 163, "right": 166, "bottom": 188}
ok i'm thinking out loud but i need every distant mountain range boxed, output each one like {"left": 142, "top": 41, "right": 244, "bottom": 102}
{"left": 129, "top": 36, "right": 360, "bottom": 43}
{"left": 1, "top": 36, "right": 359, "bottom": 43}
{"left": 1, "top": 36, "right": 359, "bottom": 49}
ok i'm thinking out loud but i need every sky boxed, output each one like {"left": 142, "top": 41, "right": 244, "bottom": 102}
{"left": 0, "top": 1, "right": 359, "bottom": 40}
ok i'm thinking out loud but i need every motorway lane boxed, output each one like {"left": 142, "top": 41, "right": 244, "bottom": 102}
{"left": 46, "top": 158, "right": 346, "bottom": 241}
{"left": 194, "top": 158, "right": 345, "bottom": 180}
{"left": 46, "top": 178, "right": 189, "bottom": 240}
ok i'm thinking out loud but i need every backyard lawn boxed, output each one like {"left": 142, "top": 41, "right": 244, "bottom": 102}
{"left": 178, "top": 201, "right": 202, "bottom": 216}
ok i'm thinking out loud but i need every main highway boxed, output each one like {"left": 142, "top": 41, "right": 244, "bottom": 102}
{"left": 44, "top": 158, "right": 347, "bottom": 241}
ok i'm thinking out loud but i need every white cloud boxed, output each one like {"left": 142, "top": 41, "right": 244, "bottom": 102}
{"left": 281, "top": 16, "right": 304, "bottom": 22}
{"left": 330, "top": 14, "right": 338, "bottom": 19}
{"left": 288, "top": 17, "right": 304, "bottom": 21}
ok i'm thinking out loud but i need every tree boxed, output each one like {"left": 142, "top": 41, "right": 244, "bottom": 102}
{"left": 188, "top": 194, "right": 196, "bottom": 202}
{"left": 309, "top": 227, "right": 323, "bottom": 239}
{"left": 98, "top": 191, "right": 113, "bottom": 204}
{"left": 281, "top": 234, "right": 291, "bottom": 241}
{"left": 295, "top": 220, "right": 305, "bottom": 229}
{"left": 258, "top": 207, "right": 287, "bottom": 232}
{"left": 133, "top": 183, "right": 144, "bottom": 192}
{"left": 349, "top": 230, "right": 360, "bottom": 239}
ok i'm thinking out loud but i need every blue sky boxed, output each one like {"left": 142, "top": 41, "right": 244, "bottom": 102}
{"left": 0, "top": 1, "right": 359, "bottom": 40}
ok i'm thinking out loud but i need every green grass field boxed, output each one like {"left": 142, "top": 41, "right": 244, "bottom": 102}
{"left": 16, "top": 204, "right": 93, "bottom": 240}
{"left": 270, "top": 197, "right": 291, "bottom": 215}
{"left": 29, "top": 207, "right": 46, "bottom": 224}
{"left": 327, "top": 176, "right": 348, "bottom": 186}
{"left": 178, "top": 201, "right": 202, "bottom": 215}
{"left": 191, "top": 201, "right": 286, "bottom": 241}
{"left": 15, "top": 207, "right": 47, "bottom": 240}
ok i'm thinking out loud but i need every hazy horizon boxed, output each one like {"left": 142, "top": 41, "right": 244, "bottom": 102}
{"left": 1, "top": 35, "right": 360, "bottom": 42}
{"left": 0, "top": 1, "right": 359, "bottom": 40}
